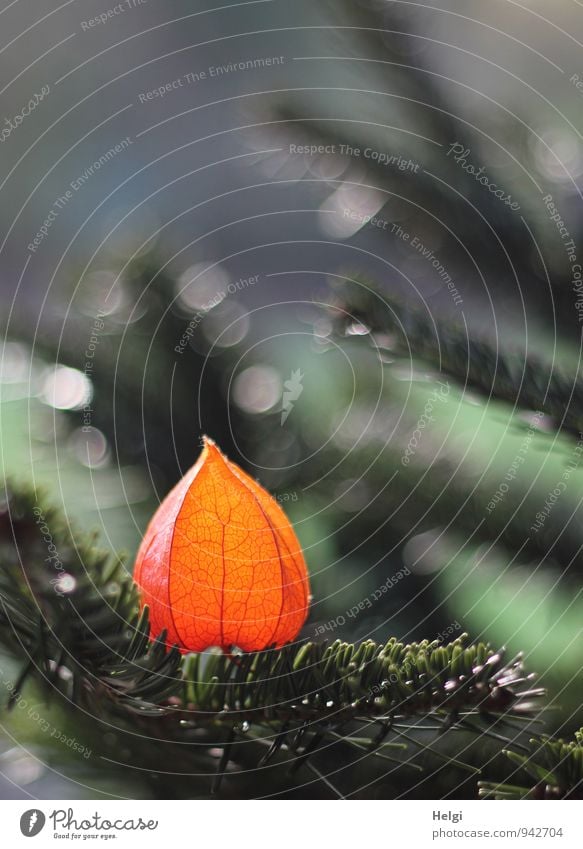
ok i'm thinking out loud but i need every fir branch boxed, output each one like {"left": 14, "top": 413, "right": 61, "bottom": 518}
{"left": 0, "top": 482, "right": 182, "bottom": 713}
{"left": 325, "top": 275, "right": 583, "bottom": 439}
{"left": 0, "top": 482, "right": 544, "bottom": 796}
{"left": 479, "top": 728, "right": 583, "bottom": 799}
{"left": 177, "top": 639, "right": 541, "bottom": 725}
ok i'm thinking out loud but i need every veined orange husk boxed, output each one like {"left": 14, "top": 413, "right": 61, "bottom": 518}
{"left": 134, "top": 436, "right": 310, "bottom": 652}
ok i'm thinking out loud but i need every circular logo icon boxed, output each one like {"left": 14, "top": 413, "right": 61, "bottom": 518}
{"left": 19, "top": 810, "right": 46, "bottom": 837}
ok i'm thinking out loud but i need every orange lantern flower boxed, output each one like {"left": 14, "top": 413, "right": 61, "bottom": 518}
{"left": 134, "top": 436, "right": 310, "bottom": 653}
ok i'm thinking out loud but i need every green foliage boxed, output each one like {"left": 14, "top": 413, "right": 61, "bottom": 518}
{"left": 0, "top": 482, "right": 544, "bottom": 798}
{"left": 480, "top": 728, "right": 583, "bottom": 799}
{"left": 0, "top": 483, "right": 181, "bottom": 713}
{"left": 325, "top": 275, "right": 583, "bottom": 439}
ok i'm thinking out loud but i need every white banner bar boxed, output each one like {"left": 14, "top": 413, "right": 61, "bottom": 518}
{"left": 0, "top": 799, "right": 580, "bottom": 848}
